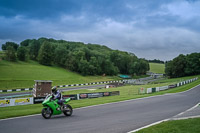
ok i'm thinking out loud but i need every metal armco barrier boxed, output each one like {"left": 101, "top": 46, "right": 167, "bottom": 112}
{"left": 0, "top": 97, "right": 33, "bottom": 107}
{"left": 64, "top": 91, "right": 120, "bottom": 100}
{"left": 168, "top": 84, "right": 177, "bottom": 88}
{"left": 32, "top": 91, "right": 120, "bottom": 103}
{"left": 159, "top": 86, "right": 169, "bottom": 91}
{"left": 79, "top": 91, "right": 119, "bottom": 99}
{"left": 33, "top": 97, "right": 46, "bottom": 104}
{"left": 63, "top": 94, "right": 78, "bottom": 100}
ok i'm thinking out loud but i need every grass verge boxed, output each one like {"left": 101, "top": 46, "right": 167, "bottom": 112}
{"left": 135, "top": 118, "right": 200, "bottom": 133}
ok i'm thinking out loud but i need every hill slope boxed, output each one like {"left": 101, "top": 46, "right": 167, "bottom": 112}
{"left": 0, "top": 60, "right": 119, "bottom": 90}
{"left": 149, "top": 63, "right": 165, "bottom": 74}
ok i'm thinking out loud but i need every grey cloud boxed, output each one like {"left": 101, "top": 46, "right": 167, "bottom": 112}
{"left": 0, "top": 0, "right": 200, "bottom": 61}
{"left": 56, "top": 19, "right": 200, "bottom": 61}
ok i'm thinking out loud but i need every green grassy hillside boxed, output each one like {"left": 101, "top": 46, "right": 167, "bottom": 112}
{"left": 149, "top": 63, "right": 165, "bottom": 74}
{"left": 0, "top": 60, "right": 119, "bottom": 90}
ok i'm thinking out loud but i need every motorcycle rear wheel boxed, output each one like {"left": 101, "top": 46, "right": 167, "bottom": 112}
{"left": 42, "top": 107, "right": 52, "bottom": 119}
{"left": 63, "top": 104, "right": 73, "bottom": 116}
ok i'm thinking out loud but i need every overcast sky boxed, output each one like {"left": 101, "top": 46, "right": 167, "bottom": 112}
{"left": 0, "top": 0, "right": 200, "bottom": 61}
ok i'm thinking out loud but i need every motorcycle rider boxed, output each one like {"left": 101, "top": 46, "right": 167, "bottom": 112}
{"left": 52, "top": 86, "right": 63, "bottom": 110}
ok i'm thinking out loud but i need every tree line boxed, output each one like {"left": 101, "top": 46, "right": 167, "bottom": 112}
{"left": 165, "top": 53, "right": 200, "bottom": 78}
{"left": 1, "top": 38, "right": 149, "bottom": 76}
{"left": 149, "top": 59, "right": 164, "bottom": 64}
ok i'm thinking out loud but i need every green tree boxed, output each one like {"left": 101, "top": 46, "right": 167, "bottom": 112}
{"left": 5, "top": 46, "right": 16, "bottom": 61}
{"left": 102, "top": 59, "right": 119, "bottom": 75}
{"left": 54, "top": 45, "right": 69, "bottom": 66}
{"left": 17, "top": 46, "right": 28, "bottom": 61}
{"left": 165, "top": 61, "right": 173, "bottom": 77}
{"left": 65, "top": 53, "right": 77, "bottom": 71}
{"left": 20, "top": 39, "right": 31, "bottom": 47}
{"left": 29, "top": 39, "right": 41, "bottom": 60}
{"left": 38, "top": 41, "right": 53, "bottom": 66}
{"left": 88, "top": 56, "right": 100, "bottom": 75}
{"left": 129, "top": 61, "right": 139, "bottom": 75}
{"left": 165, "top": 54, "right": 187, "bottom": 78}
{"left": 72, "top": 50, "right": 86, "bottom": 72}
{"left": 78, "top": 59, "right": 89, "bottom": 75}
{"left": 172, "top": 54, "right": 186, "bottom": 77}
{"left": 138, "top": 59, "right": 149, "bottom": 75}
{"left": 2, "top": 42, "right": 19, "bottom": 51}
{"left": 1, "top": 44, "right": 6, "bottom": 50}
{"left": 6, "top": 37, "right": 151, "bottom": 76}
{"left": 149, "top": 59, "right": 164, "bottom": 64}
{"left": 185, "top": 53, "right": 200, "bottom": 76}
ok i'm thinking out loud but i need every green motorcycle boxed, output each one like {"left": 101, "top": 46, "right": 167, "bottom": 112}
{"left": 42, "top": 94, "right": 73, "bottom": 119}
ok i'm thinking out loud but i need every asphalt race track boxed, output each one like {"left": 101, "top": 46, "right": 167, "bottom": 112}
{"left": 0, "top": 85, "right": 200, "bottom": 133}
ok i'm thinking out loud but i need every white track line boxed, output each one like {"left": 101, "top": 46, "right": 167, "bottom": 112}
{"left": 127, "top": 102, "right": 200, "bottom": 133}
{"left": 171, "top": 115, "right": 200, "bottom": 120}
{"left": 0, "top": 114, "right": 41, "bottom": 121}
{"left": 127, "top": 118, "right": 171, "bottom": 133}
{"left": 174, "top": 102, "right": 200, "bottom": 117}
{"left": 0, "top": 84, "right": 199, "bottom": 121}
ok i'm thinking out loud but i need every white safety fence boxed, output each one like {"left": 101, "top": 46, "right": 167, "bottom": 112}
{"left": 146, "top": 77, "right": 198, "bottom": 94}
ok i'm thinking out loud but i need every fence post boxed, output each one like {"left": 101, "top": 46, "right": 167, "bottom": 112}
{"left": 77, "top": 94, "right": 80, "bottom": 100}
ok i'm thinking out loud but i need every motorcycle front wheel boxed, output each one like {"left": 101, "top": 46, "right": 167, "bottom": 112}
{"left": 63, "top": 104, "right": 73, "bottom": 116}
{"left": 42, "top": 107, "right": 52, "bottom": 119}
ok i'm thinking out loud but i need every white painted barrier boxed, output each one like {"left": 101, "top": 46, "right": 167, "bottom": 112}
{"left": 177, "top": 83, "right": 179, "bottom": 87}
{"left": 147, "top": 88, "right": 152, "bottom": 94}
{"left": 145, "top": 77, "right": 198, "bottom": 94}
{"left": 156, "top": 87, "right": 160, "bottom": 92}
